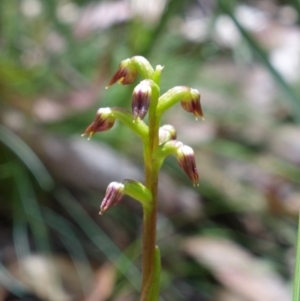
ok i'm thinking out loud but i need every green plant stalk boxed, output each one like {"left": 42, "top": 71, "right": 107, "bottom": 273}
{"left": 81, "top": 56, "right": 202, "bottom": 299}
{"left": 141, "top": 164, "right": 159, "bottom": 300}
{"left": 293, "top": 211, "right": 300, "bottom": 301}
{"left": 141, "top": 78, "right": 161, "bottom": 301}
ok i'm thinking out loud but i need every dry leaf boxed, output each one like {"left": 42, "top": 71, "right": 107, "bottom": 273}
{"left": 84, "top": 263, "right": 116, "bottom": 301}
{"left": 182, "top": 236, "right": 291, "bottom": 301}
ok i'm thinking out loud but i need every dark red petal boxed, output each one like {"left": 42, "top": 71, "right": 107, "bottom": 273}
{"left": 100, "top": 182, "right": 124, "bottom": 214}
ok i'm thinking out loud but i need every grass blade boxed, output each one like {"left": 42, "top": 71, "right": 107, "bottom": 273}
{"left": 293, "top": 212, "right": 300, "bottom": 301}
{"left": 218, "top": 0, "right": 300, "bottom": 122}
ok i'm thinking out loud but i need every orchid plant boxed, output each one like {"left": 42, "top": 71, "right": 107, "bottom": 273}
{"left": 82, "top": 56, "right": 203, "bottom": 301}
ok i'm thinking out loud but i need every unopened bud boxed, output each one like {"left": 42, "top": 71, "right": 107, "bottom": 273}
{"left": 177, "top": 145, "right": 199, "bottom": 186}
{"left": 132, "top": 81, "right": 152, "bottom": 120}
{"left": 100, "top": 182, "right": 125, "bottom": 215}
{"left": 180, "top": 89, "right": 204, "bottom": 120}
{"left": 159, "top": 125, "right": 177, "bottom": 144}
{"left": 106, "top": 59, "right": 138, "bottom": 88}
{"left": 81, "top": 108, "right": 115, "bottom": 140}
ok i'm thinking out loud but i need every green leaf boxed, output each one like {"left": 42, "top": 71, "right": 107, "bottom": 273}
{"left": 293, "top": 212, "right": 300, "bottom": 301}
{"left": 141, "top": 246, "right": 161, "bottom": 301}
{"left": 151, "top": 246, "right": 161, "bottom": 301}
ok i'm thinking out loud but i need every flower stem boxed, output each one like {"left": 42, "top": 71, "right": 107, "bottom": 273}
{"left": 140, "top": 81, "right": 161, "bottom": 301}
{"left": 141, "top": 148, "right": 160, "bottom": 301}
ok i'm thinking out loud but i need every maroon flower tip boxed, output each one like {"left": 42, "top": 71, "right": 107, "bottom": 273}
{"left": 181, "top": 89, "right": 204, "bottom": 120}
{"left": 177, "top": 145, "right": 199, "bottom": 185}
{"left": 132, "top": 82, "right": 151, "bottom": 120}
{"left": 106, "top": 59, "right": 138, "bottom": 88}
{"left": 100, "top": 182, "right": 125, "bottom": 215}
{"left": 82, "top": 108, "right": 115, "bottom": 140}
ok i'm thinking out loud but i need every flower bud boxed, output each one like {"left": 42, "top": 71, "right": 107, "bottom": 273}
{"left": 177, "top": 145, "right": 199, "bottom": 186}
{"left": 159, "top": 124, "right": 177, "bottom": 144}
{"left": 106, "top": 59, "right": 138, "bottom": 88}
{"left": 100, "top": 182, "right": 125, "bottom": 215}
{"left": 180, "top": 89, "right": 204, "bottom": 120}
{"left": 132, "top": 81, "right": 152, "bottom": 120}
{"left": 81, "top": 108, "right": 115, "bottom": 140}
{"left": 153, "top": 140, "right": 199, "bottom": 185}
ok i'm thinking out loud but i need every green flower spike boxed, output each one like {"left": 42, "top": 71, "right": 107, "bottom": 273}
{"left": 81, "top": 55, "right": 204, "bottom": 301}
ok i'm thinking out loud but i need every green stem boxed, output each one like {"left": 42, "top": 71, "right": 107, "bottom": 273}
{"left": 140, "top": 78, "right": 161, "bottom": 301}
{"left": 141, "top": 152, "right": 160, "bottom": 301}
{"left": 293, "top": 211, "right": 300, "bottom": 301}
{"left": 111, "top": 107, "right": 149, "bottom": 142}
{"left": 141, "top": 177, "right": 158, "bottom": 300}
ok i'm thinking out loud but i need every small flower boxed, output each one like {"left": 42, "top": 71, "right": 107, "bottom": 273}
{"left": 153, "top": 140, "right": 199, "bottom": 185}
{"left": 177, "top": 145, "right": 199, "bottom": 185}
{"left": 180, "top": 89, "right": 204, "bottom": 120}
{"left": 132, "top": 81, "right": 152, "bottom": 120}
{"left": 81, "top": 108, "right": 115, "bottom": 140}
{"left": 106, "top": 59, "right": 138, "bottom": 88}
{"left": 100, "top": 182, "right": 125, "bottom": 215}
{"left": 159, "top": 124, "right": 177, "bottom": 144}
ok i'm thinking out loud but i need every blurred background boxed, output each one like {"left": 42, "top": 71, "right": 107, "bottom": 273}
{"left": 1, "top": 0, "right": 300, "bottom": 300}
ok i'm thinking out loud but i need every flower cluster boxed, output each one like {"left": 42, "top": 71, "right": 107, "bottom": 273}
{"left": 82, "top": 56, "right": 203, "bottom": 213}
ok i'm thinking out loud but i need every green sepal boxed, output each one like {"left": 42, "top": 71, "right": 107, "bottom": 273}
{"left": 156, "top": 86, "right": 192, "bottom": 117}
{"left": 131, "top": 56, "right": 155, "bottom": 80}
{"left": 111, "top": 107, "right": 149, "bottom": 142}
{"left": 152, "top": 140, "right": 184, "bottom": 169}
{"left": 153, "top": 65, "right": 164, "bottom": 86}
{"left": 123, "top": 179, "right": 152, "bottom": 210}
